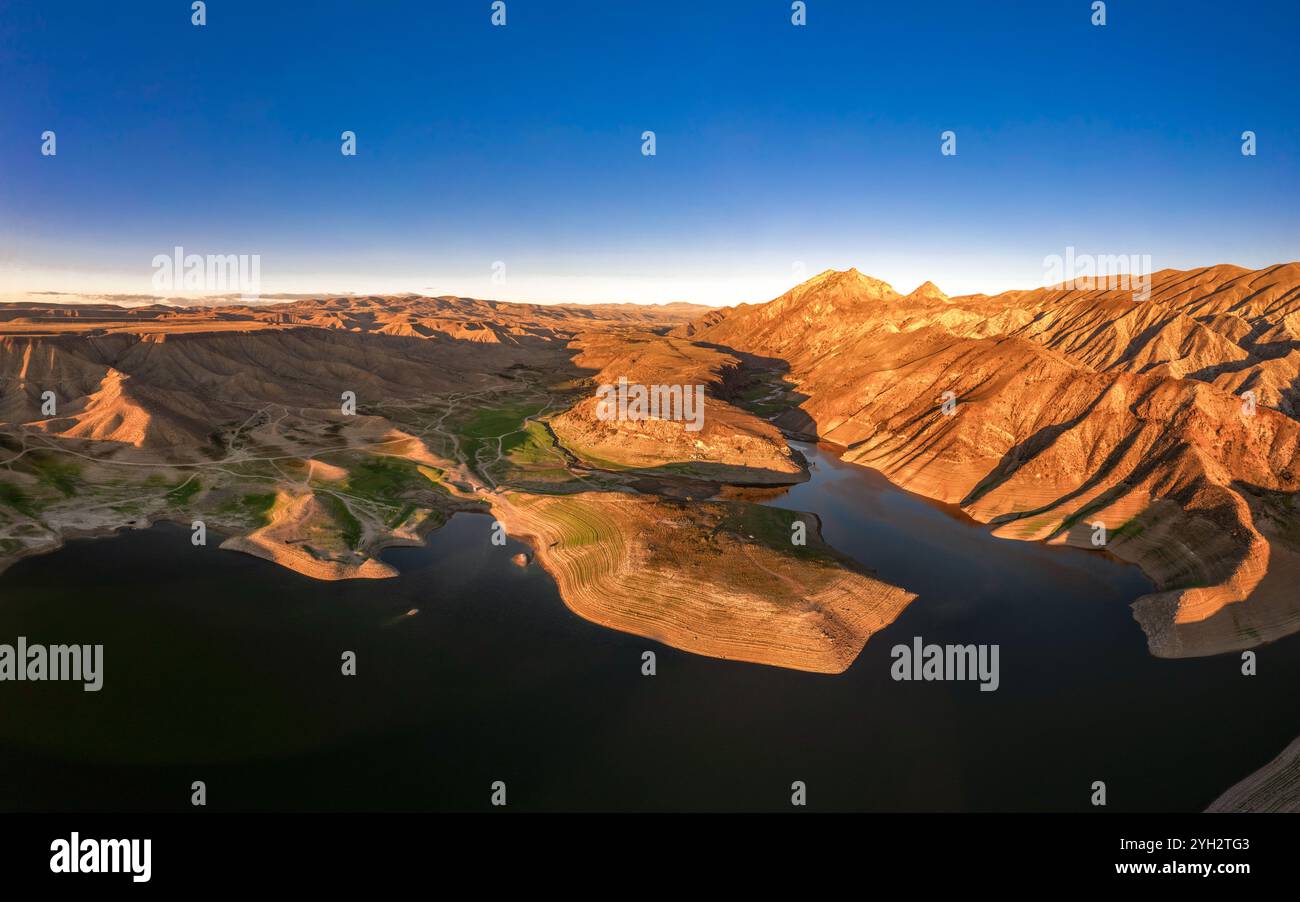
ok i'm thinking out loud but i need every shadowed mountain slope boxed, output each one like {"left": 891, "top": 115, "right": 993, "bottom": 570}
{"left": 682, "top": 264, "right": 1300, "bottom": 658}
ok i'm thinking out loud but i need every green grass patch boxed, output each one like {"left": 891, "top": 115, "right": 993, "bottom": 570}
{"left": 415, "top": 465, "right": 453, "bottom": 496}
{"left": 242, "top": 493, "right": 277, "bottom": 526}
{"left": 345, "top": 456, "right": 428, "bottom": 503}
{"left": 27, "top": 452, "right": 80, "bottom": 497}
{"left": 218, "top": 492, "right": 277, "bottom": 527}
{"left": 317, "top": 493, "right": 362, "bottom": 549}
{"left": 166, "top": 477, "right": 202, "bottom": 505}
{"left": 718, "top": 503, "right": 834, "bottom": 562}
{"left": 387, "top": 502, "right": 416, "bottom": 529}
{"left": 1109, "top": 517, "right": 1146, "bottom": 541}
{"left": 0, "top": 481, "right": 36, "bottom": 517}
{"left": 506, "top": 421, "right": 560, "bottom": 466}
{"left": 455, "top": 402, "right": 547, "bottom": 468}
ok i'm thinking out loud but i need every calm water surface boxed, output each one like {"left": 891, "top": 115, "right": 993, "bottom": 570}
{"left": 1, "top": 442, "right": 1296, "bottom": 811}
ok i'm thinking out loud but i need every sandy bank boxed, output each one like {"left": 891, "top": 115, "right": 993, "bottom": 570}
{"left": 491, "top": 490, "right": 916, "bottom": 674}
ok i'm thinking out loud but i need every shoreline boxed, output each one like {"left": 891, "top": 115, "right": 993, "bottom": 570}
{"left": 781, "top": 432, "right": 1289, "bottom": 661}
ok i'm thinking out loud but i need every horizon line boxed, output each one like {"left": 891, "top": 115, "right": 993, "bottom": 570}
{"left": 3, "top": 260, "right": 1295, "bottom": 310}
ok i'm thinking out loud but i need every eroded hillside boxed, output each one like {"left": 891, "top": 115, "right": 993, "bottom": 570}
{"left": 682, "top": 265, "right": 1300, "bottom": 658}
{"left": 6, "top": 267, "right": 1297, "bottom": 668}
{"left": 0, "top": 294, "right": 909, "bottom": 674}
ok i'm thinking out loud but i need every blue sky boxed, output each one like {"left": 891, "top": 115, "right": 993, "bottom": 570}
{"left": 1, "top": 0, "right": 1297, "bottom": 304}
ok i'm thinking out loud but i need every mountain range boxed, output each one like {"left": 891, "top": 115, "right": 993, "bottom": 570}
{"left": 2, "top": 263, "right": 1299, "bottom": 667}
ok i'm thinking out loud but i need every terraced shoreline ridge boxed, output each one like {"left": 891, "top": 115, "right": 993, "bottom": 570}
{"left": 1207, "top": 734, "right": 1300, "bottom": 813}
{"left": 491, "top": 491, "right": 915, "bottom": 673}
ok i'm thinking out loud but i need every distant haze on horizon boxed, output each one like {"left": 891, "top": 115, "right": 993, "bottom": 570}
{"left": 1, "top": 0, "right": 1297, "bottom": 306}
{"left": 3, "top": 260, "right": 1297, "bottom": 311}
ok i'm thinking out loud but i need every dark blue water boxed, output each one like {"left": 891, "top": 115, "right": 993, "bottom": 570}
{"left": 1, "top": 442, "right": 1296, "bottom": 811}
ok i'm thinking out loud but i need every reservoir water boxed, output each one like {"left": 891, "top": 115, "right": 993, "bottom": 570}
{"left": 1, "top": 442, "right": 1297, "bottom": 811}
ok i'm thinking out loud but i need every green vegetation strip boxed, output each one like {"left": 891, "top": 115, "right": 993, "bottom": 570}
{"left": 318, "top": 493, "right": 362, "bottom": 549}
{"left": 0, "top": 482, "right": 36, "bottom": 517}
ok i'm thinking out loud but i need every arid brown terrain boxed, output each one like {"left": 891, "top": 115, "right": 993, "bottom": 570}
{"left": 681, "top": 264, "right": 1300, "bottom": 659}
{"left": 0, "top": 292, "right": 902, "bottom": 673}
{"left": 3, "top": 264, "right": 1299, "bottom": 673}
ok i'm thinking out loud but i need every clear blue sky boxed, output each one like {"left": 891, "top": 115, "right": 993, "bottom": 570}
{"left": 1, "top": 0, "right": 1296, "bottom": 304}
